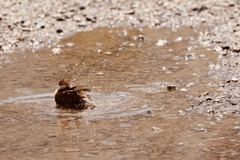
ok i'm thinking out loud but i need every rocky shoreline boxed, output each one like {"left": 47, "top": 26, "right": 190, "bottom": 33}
{"left": 0, "top": 1, "right": 237, "bottom": 52}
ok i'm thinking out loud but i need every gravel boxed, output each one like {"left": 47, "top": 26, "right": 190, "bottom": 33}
{"left": 0, "top": 0, "right": 236, "bottom": 52}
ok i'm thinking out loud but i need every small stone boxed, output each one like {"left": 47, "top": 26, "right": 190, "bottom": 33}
{"left": 86, "top": 15, "right": 96, "bottom": 22}
{"left": 22, "top": 20, "right": 31, "bottom": 27}
{"left": 199, "top": 54, "right": 206, "bottom": 58}
{"left": 147, "top": 110, "right": 151, "bottom": 114}
{"left": 78, "top": 21, "right": 87, "bottom": 27}
{"left": 96, "top": 72, "right": 104, "bottom": 75}
{"left": 1, "top": 44, "right": 11, "bottom": 51}
{"left": 231, "top": 77, "right": 238, "bottom": 82}
{"left": 125, "top": 10, "right": 135, "bottom": 15}
{"left": 207, "top": 109, "right": 215, "bottom": 114}
{"left": 210, "top": 122, "right": 216, "bottom": 125}
{"left": 104, "top": 52, "right": 112, "bottom": 55}
{"left": 214, "top": 96, "right": 222, "bottom": 102}
{"left": 230, "top": 139, "right": 236, "bottom": 142}
{"left": 201, "top": 92, "right": 209, "bottom": 96}
{"left": 64, "top": 149, "right": 80, "bottom": 152}
{"left": 118, "top": 47, "right": 125, "bottom": 51}
{"left": 178, "top": 110, "right": 186, "bottom": 115}
{"left": 66, "top": 42, "right": 74, "bottom": 47}
{"left": 73, "top": 15, "right": 83, "bottom": 22}
{"left": 206, "top": 97, "right": 213, "bottom": 101}
{"left": 119, "top": 124, "right": 132, "bottom": 128}
{"left": 167, "top": 85, "right": 176, "bottom": 91}
{"left": 138, "top": 35, "right": 144, "bottom": 41}
{"left": 162, "top": 66, "right": 167, "bottom": 71}
{"left": 172, "top": 56, "right": 182, "bottom": 61}
{"left": 178, "top": 142, "right": 185, "bottom": 146}
{"left": 7, "top": 38, "right": 18, "bottom": 44}
{"left": 216, "top": 118, "right": 223, "bottom": 122}
{"left": 22, "top": 27, "right": 32, "bottom": 32}
{"left": 195, "top": 128, "right": 207, "bottom": 132}
{"left": 197, "top": 124, "right": 204, "bottom": 127}
{"left": 52, "top": 47, "right": 62, "bottom": 54}
{"left": 129, "top": 43, "right": 135, "bottom": 47}
{"left": 175, "top": 36, "right": 183, "bottom": 42}
{"left": 186, "top": 83, "right": 195, "bottom": 87}
{"left": 56, "top": 29, "right": 63, "bottom": 33}
{"left": 185, "top": 53, "right": 197, "bottom": 60}
{"left": 156, "top": 39, "right": 167, "bottom": 46}
{"left": 79, "top": 6, "right": 86, "bottom": 10}
{"left": 231, "top": 101, "right": 237, "bottom": 105}
{"left": 152, "top": 127, "right": 160, "bottom": 132}
{"left": 56, "top": 44, "right": 65, "bottom": 48}
{"left": 233, "top": 126, "right": 240, "bottom": 130}
{"left": 52, "top": 13, "right": 65, "bottom": 21}
{"left": 166, "top": 71, "right": 173, "bottom": 74}
{"left": 187, "top": 46, "right": 193, "bottom": 51}
{"left": 180, "top": 88, "right": 187, "bottom": 92}
{"left": 36, "top": 22, "right": 45, "bottom": 29}
{"left": 216, "top": 112, "right": 223, "bottom": 118}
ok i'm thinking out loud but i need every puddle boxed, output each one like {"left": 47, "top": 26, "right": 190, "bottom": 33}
{"left": 0, "top": 27, "right": 239, "bottom": 159}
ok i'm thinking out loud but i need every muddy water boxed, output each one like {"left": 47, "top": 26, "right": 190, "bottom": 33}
{"left": 0, "top": 27, "right": 239, "bottom": 159}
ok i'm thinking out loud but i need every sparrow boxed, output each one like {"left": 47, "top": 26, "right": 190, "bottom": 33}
{"left": 54, "top": 79, "right": 96, "bottom": 110}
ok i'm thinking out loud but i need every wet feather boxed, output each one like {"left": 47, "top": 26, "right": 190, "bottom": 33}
{"left": 54, "top": 79, "right": 96, "bottom": 110}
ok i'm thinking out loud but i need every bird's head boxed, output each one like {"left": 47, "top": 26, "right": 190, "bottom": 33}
{"left": 59, "top": 79, "right": 70, "bottom": 88}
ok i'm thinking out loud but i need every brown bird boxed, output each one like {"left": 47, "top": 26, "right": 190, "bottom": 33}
{"left": 54, "top": 79, "right": 96, "bottom": 110}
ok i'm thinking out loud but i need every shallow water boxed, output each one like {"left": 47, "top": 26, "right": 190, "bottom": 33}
{"left": 0, "top": 27, "right": 239, "bottom": 159}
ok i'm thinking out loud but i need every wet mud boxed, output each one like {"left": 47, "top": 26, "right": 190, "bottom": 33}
{"left": 0, "top": 27, "right": 239, "bottom": 159}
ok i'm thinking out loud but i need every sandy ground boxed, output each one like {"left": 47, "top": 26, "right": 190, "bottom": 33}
{"left": 1, "top": 0, "right": 239, "bottom": 117}
{"left": 0, "top": 0, "right": 240, "bottom": 159}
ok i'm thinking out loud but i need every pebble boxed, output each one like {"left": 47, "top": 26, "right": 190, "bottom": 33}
{"left": 104, "top": 51, "right": 113, "bottom": 55}
{"left": 187, "top": 46, "right": 194, "bottom": 51}
{"left": 152, "top": 127, "right": 161, "bottom": 132}
{"left": 233, "top": 126, "right": 240, "bottom": 130}
{"left": 180, "top": 88, "right": 187, "bottom": 92}
{"left": 185, "top": 53, "right": 197, "bottom": 60}
{"left": 167, "top": 85, "right": 176, "bottom": 91}
{"left": 175, "top": 36, "right": 183, "bottom": 42}
{"left": 177, "top": 142, "right": 185, "bottom": 146}
{"left": 194, "top": 128, "right": 207, "bottom": 132}
{"left": 51, "top": 47, "right": 62, "bottom": 54}
{"left": 1, "top": 44, "right": 11, "bottom": 51}
{"left": 96, "top": 72, "right": 104, "bottom": 75}
{"left": 56, "top": 29, "right": 63, "bottom": 33}
{"left": 66, "top": 42, "right": 74, "bottom": 47}
{"left": 138, "top": 34, "right": 144, "bottom": 41}
{"left": 64, "top": 149, "right": 80, "bottom": 152}
{"left": 231, "top": 77, "right": 238, "bottom": 82}
{"left": 178, "top": 110, "right": 186, "bottom": 115}
{"left": 229, "top": 139, "right": 236, "bottom": 142}
{"left": 156, "top": 39, "right": 168, "bottom": 46}
{"left": 186, "top": 82, "right": 195, "bottom": 88}
{"left": 120, "top": 123, "right": 132, "bottom": 128}
{"left": 78, "top": 21, "right": 87, "bottom": 27}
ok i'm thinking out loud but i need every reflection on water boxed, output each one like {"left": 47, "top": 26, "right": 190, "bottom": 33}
{"left": 0, "top": 27, "right": 238, "bottom": 160}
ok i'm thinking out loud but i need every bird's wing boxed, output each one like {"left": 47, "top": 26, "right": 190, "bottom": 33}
{"left": 71, "top": 85, "right": 92, "bottom": 92}
{"left": 60, "top": 89, "right": 87, "bottom": 98}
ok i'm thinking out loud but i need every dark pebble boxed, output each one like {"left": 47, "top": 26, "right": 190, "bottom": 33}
{"left": 56, "top": 29, "right": 63, "bottom": 33}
